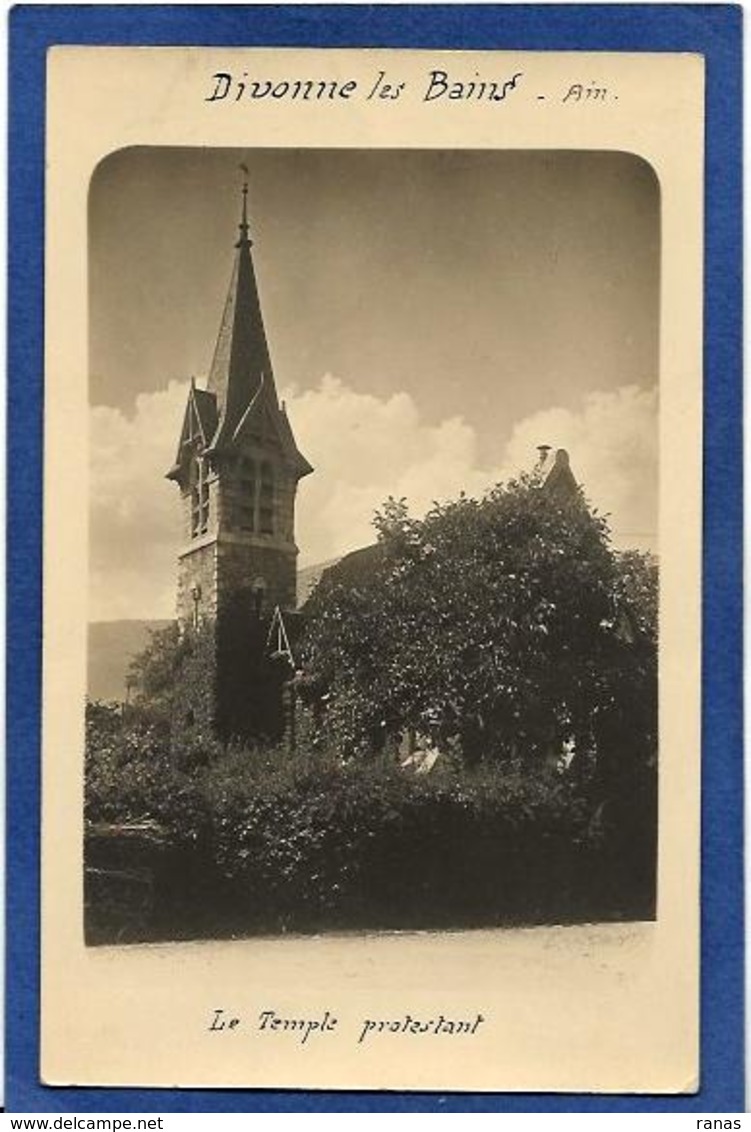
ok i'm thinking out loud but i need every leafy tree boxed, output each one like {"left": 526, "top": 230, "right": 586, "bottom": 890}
{"left": 126, "top": 622, "right": 184, "bottom": 726}
{"left": 85, "top": 699, "right": 173, "bottom": 822}
{"left": 612, "top": 549, "right": 658, "bottom": 642}
{"left": 301, "top": 475, "right": 657, "bottom": 775}
{"left": 589, "top": 549, "right": 658, "bottom": 785}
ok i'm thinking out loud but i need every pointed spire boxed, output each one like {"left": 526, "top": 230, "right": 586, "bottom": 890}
{"left": 237, "top": 164, "right": 251, "bottom": 247}
{"left": 206, "top": 170, "right": 275, "bottom": 442}
{"left": 169, "top": 173, "right": 312, "bottom": 486}
{"left": 198, "top": 175, "right": 312, "bottom": 477}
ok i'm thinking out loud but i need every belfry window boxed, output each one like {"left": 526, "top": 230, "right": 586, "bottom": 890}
{"left": 190, "top": 456, "right": 210, "bottom": 537}
{"left": 224, "top": 455, "right": 277, "bottom": 535}
{"left": 190, "top": 488, "right": 200, "bottom": 537}
{"left": 259, "top": 462, "right": 274, "bottom": 534}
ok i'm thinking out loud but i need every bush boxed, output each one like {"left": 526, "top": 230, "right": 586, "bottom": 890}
{"left": 84, "top": 700, "right": 204, "bottom": 836}
{"left": 85, "top": 715, "right": 653, "bottom": 941}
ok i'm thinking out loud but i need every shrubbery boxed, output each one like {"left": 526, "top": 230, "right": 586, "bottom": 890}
{"left": 85, "top": 701, "right": 204, "bottom": 834}
{"left": 85, "top": 704, "right": 652, "bottom": 942}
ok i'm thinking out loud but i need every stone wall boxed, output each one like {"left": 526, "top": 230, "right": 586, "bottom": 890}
{"left": 173, "top": 450, "right": 301, "bottom": 745}
{"left": 173, "top": 537, "right": 296, "bottom": 746}
{"left": 176, "top": 542, "right": 218, "bottom": 627}
{"left": 216, "top": 537, "right": 297, "bottom": 617}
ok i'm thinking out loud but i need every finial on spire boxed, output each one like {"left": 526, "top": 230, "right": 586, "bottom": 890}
{"left": 237, "top": 163, "right": 251, "bottom": 246}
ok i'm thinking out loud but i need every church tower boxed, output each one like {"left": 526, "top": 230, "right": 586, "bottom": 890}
{"left": 167, "top": 177, "right": 312, "bottom": 743}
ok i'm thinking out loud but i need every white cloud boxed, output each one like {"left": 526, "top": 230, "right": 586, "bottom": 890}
{"left": 501, "top": 384, "right": 659, "bottom": 553}
{"left": 89, "top": 381, "right": 187, "bottom": 621}
{"left": 289, "top": 376, "right": 497, "bottom": 566}
{"left": 290, "top": 376, "right": 657, "bottom": 565}
{"left": 90, "top": 376, "right": 657, "bottom": 620}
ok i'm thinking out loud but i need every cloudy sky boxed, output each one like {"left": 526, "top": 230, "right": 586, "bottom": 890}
{"left": 89, "top": 147, "right": 659, "bottom": 621}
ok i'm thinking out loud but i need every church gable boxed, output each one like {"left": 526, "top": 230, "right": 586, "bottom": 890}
{"left": 226, "top": 379, "right": 312, "bottom": 479}
{"left": 166, "top": 383, "right": 218, "bottom": 490}
{"left": 537, "top": 447, "right": 579, "bottom": 499}
{"left": 193, "top": 387, "right": 219, "bottom": 442}
{"left": 228, "top": 376, "right": 280, "bottom": 448}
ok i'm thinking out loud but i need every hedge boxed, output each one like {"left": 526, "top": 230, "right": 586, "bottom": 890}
{"left": 84, "top": 705, "right": 656, "bottom": 943}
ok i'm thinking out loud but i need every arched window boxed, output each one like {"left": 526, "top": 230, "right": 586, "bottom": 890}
{"left": 190, "top": 487, "right": 200, "bottom": 537}
{"left": 259, "top": 462, "right": 274, "bottom": 534}
{"left": 199, "top": 467, "right": 209, "bottom": 533}
{"left": 190, "top": 455, "right": 210, "bottom": 537}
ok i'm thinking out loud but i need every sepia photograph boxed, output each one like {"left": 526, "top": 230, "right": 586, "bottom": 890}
{"left": 35, "top": 43, "right": 709, "bottom": 1097}
{"left": 84, "top": 146, "right": 659, "bottom": 947}
{"left": 2, "top": 0, "right": 741, "bottom": 1106}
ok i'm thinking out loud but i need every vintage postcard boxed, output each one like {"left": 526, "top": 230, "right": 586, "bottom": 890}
{"left": 40, "top": 44, "right": 703, "bottom": 1094}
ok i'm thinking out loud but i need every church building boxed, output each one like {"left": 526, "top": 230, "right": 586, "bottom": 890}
{"left": 164, "top": 179, "right": 585, "bottom": 753}
{"left": 166, "top": 179, "right": 312, "bottom": 744}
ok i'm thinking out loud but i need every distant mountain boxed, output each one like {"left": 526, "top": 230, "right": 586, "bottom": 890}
{"left": 88, "top": 553, "right": 367, "bottom": 702}
{"left": 88, "top": 620, "right": 171, "bottom": 703}
{"left": 297, "top": 556, "right": 340, "bottom": 604}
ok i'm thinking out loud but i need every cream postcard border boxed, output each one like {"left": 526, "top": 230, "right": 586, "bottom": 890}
{"left": 42, "top": 47, "right": 703, "bottom": 1093}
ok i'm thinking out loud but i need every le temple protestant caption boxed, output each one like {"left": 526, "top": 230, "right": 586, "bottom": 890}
{"left": 208, "top": 1008, "right": 486, "bottom": 1046}
{"left": 205, "top": 69, "right": 615, "bottom": 105}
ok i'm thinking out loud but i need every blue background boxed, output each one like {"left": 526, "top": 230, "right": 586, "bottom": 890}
{"left": 7, "top": 3, "right": 744, "bottom": 1113}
